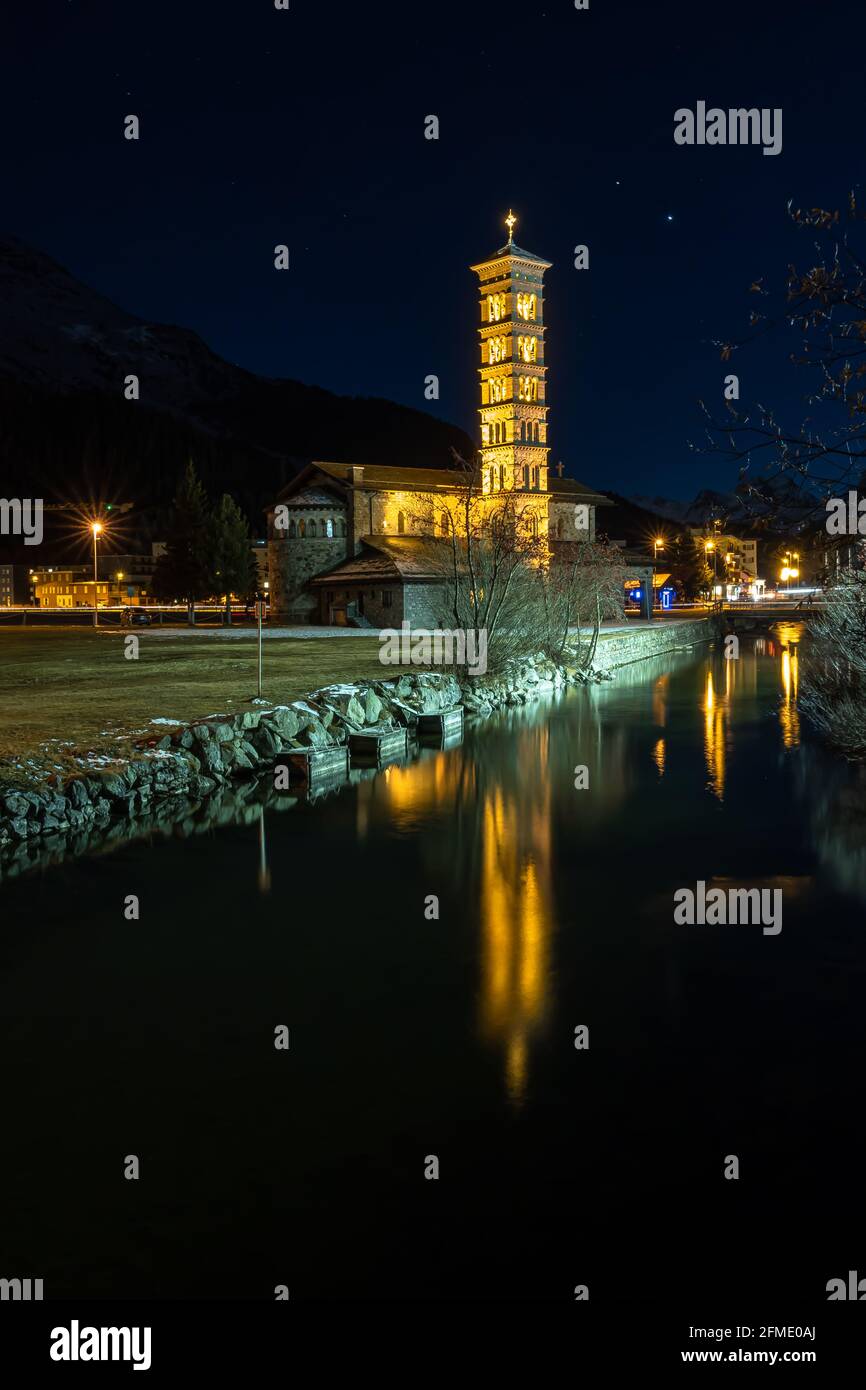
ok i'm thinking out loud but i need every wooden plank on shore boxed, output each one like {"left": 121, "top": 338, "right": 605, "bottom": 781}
{"left": 417, "top": 707, "right": 464, "bottom": 739}
{"left": 279, "top": 746, "right": 349, "bottom": 785}
{"left": 348, "top": 728, "right": 409, "bottom": 766}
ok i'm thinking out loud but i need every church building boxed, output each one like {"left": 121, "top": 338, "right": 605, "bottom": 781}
{"left": 267, "top": 213, "right": 611, "bottom": 625}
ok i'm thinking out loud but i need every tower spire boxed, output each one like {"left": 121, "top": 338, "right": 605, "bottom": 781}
{"left": 505, "top": 208, "right": 517, "bottom": 245}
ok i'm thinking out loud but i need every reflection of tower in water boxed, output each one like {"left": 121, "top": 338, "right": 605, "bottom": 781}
{"left": 477, "top": 723, "right": 554, "bottom": 1105}
{"left": 368, "top": 723, "right": 556, "bottom": 1104}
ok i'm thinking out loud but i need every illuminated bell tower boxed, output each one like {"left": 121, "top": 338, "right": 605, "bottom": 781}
{"left": 470, "top": 210, "right": 552, "bottom": 494}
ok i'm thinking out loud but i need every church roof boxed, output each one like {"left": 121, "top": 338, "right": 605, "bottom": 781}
{"left": 272, "top": 462, "right": 611, "bottom": 506}
{"left": 550, "top": 477, "right": 613, "bottom": 507}
{"left": 470, "top": 242, "right": 553, "bottom": 271}
{"left": 309, "top": 535, "right": 446, "bottom": 586}
{"left": 273, "top": 462, "right": 469, "bottom": 505}
{"left": 279, "top": 485, "right": 345, "bottom": 508}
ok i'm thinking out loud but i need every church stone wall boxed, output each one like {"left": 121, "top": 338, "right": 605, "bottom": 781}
{"left": 268, "top": 503, "right": 347, "bottom": 618}
{"left": 548, "top": 499, "right": 596, "bottom": 542}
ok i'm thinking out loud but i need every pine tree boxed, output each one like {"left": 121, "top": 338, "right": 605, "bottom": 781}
{"left": 153, "top": 460, "right": 212, "bottom": 624}
{"left": 209, "top": 493, "right": 257, "bottom": 625}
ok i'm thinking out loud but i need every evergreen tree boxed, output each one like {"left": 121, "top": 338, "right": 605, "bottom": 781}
{"left": 666, "top": 532, "right": 711, "bottom": 601}
{"left": 209, "top": 492, "right": 257, "bottom": 625}
{"left": 153, "top": 460, "right": 212, "bottom": 624}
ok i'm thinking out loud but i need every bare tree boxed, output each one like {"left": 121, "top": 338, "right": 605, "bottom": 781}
{"left": 800, "top": 559, "right": 866, "bottom": 757}
{"left": 405, "top": 454, "right": 625, "bottom": 675}
{"left": 699, "top": 191, "right": 866, "bottom": 523}
{"left": 540, "top": 538, "right": 626, "bottom": 670}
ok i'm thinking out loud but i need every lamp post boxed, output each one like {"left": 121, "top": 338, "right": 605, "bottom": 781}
{"left": 91, "top": 521, "right": 102, "bottom": 627}
{"left": 705, "top": 540, "right": 717, "bottom": 608}
{"left": 653, "top": 538, "right": 664, "bottom": 618}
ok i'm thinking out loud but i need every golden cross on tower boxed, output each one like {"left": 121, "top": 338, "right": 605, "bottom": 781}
{"left": 505, "top": 208, "right": 517, "bottom": 244}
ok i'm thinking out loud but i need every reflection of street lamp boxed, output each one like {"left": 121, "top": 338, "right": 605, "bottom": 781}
{"left": 91, "top": 521, "right": 103, "bottom": 628}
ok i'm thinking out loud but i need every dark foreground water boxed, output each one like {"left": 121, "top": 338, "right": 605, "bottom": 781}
{"left": 2, "top": 627, "right": 866, "bottom": 1303}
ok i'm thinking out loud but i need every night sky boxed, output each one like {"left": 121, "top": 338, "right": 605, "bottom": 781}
{"left": 6, "top": 0, "right": 866, "bottom": 499}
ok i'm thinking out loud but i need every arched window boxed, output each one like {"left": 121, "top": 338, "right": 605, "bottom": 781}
{"left": 298, "top": 519, "right": 306, "bottom": 538}
{"left": 308, "top": 519, "right": 317, "bottom": 538}
{"left": 440, "top": 512, "right": 449, "bottom": 535}
{"left": 288, "top": 520, "right": 297, "bottom": 538}
{"left": 397, "top": 511, "right": 406, "bottom": 534}
{"left": 325, "top": 518, "right": 334, "bottom": 538}
{"left": 498, "top": 465, "right": 506, "bottom": 490}
{"left": 556, "top": 517, "right": 564, "bottom": 538}
{"left": 339, "top": 518, "right": 347, "bottom": 537}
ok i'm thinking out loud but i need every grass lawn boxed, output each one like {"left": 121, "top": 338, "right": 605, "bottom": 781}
{"left": 0, "top": 627, "right": 413, "bottom": 776}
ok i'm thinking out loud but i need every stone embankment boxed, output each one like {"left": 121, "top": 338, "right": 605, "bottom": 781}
{"left": 0, "top": 619, "right": 719, "bottom": 870}
{"left": 0, "top": 653, "right": 572, "bottom": 867}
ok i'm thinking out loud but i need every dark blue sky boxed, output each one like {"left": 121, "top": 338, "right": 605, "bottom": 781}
{"left": 6, "top": 0, "right": 866, "bottom": 498}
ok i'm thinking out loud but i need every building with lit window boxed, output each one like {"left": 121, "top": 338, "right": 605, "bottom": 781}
{"left": 0, "top": 564, "right": 32, "bottom": 606}
{"left": 30, "top": 566, "right": 148, "bottom": 607}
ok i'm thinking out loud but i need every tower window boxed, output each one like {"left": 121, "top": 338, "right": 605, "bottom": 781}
{"left": 308, "top": 519, "right": 317, "bottom": 538}
{"left": 488, "top": 336, "right": 508, "bottom": 364}
{"left": 397, "top": 511, "right": 406, "bottom": 534}
{"left": 288, "top": 520, "right": 297, "bottom": 538}
{"left": 518, "top": 376, "right": 538, "bottom": 402}
{"left": 325, "top": 518, "right": 334, "bottom": 538}
{"left": 518, "top": 335, "right": 537, "bottom": 363}
{"left": 486, "top": 292, "right": 506, "bottom": 322}
{"left": 298, "top": 519, "right": 306, "bottom": 538}
{"left": 517, "top": 292, "right": 537, "bottom": 320}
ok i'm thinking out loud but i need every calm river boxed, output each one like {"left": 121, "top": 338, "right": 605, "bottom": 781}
{"left": 2, "top": 625, "right": 865, "bottom": 1302}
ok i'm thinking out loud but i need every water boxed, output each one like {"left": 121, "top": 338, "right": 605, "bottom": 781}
{"left": 2, "top": 627, "right": 865, "bottom": 1302}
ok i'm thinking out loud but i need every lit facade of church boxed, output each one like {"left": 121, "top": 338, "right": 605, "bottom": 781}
{"left": 267, "top": 213, "right": 610, "bottom": 625}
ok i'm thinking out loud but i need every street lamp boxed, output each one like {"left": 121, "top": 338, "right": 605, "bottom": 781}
{"left": 91, "top": 521, "right": 103, "bottom": 627}
{"left": 652, "top": 538, "right": 664, "bottom": 617}
{"left": 705, "top": 540, "right": 718, "bottom": 607}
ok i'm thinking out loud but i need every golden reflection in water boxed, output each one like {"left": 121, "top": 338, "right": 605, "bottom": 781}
{"left": 652, "top": 738, "right": 666, "bottom": 776}
{"left": 366, "top": 729, "right": 555, "bottom": 1104}
{"left": 703, "top": 670, "right": 726, "bottom": 801}
{"left": 479, "top": 746, "right": 553, "bottom": 1108}
{"left": 779, "top": 640, "right": 800, "bottom": 749}
{"left": 357, "top": 753, "right": 473, "bottom": 832}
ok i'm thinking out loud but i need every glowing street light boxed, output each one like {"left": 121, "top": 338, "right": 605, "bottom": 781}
{"left": 704, "top": 540, "right": 719, "bottom": 606}
{"left": 90, "top": 520, "right": 103, "bottom": 627}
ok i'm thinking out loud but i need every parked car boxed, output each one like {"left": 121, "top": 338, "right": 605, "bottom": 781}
{"left": 120, "top": 607, "right": 151, "bottom": 626}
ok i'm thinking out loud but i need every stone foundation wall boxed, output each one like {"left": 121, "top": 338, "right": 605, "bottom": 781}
{"left": 592, "top": 618, "right": 717, "bottom": 673}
